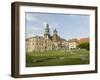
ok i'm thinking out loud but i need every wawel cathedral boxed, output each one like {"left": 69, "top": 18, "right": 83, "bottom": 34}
{"left": 26, "top": 23, "right": 88, "bottom": 52}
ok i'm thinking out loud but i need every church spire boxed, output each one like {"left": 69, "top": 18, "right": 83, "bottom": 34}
{"left": 52, "top": 28, "right": 60, "bottom": 42}
{"left": 53, "top": 28, "right": 57, "bottom": 34}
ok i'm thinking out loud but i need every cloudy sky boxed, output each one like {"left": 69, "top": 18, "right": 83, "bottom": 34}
{"left": 25, "top": 12, "right": 89, "bottom": 39}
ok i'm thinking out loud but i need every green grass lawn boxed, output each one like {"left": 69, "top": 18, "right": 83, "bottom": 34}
{"left": 26, "top": 49, "right": 89, "bottom": 67}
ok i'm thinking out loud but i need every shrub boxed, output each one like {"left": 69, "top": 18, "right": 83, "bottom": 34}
{"left": 77, "top": 42, "right": 89, "bottom": 50}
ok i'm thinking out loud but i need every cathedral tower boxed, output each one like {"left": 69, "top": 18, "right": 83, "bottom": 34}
{"left": 44, "top": 23, "right": 51, "bottom": 39}
{"left": 52, "top": 28, "right": 60, "bottom": 42}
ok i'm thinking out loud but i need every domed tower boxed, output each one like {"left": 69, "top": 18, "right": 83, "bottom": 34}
{"left": 52, "top": 28, "right": 60, "bottom": 42}
{"left": 44, "top": 23, "right": 51, "bottom": 39}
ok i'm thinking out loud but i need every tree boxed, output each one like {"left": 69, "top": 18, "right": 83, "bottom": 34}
{"left": 77, "top": 42, "right": 89, "bottom": 50}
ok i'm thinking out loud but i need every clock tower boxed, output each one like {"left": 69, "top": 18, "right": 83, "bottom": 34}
{"left": 44, "top": 23, "right": 51, "bottom": 39}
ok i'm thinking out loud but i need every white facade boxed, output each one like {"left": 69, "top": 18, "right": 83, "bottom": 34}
{"left": 68, "top": 42, "right": 77, "bottom": 49}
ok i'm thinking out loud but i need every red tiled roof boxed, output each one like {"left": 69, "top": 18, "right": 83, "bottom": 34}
{"left": 68, "top": 39, "right": 78, "bottom": 43}
{"left": 79, "top": 38, "right": 89, "bottom": 43}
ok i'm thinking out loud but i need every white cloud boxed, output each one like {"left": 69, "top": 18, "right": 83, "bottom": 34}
{"left": 43, "top": 22, "right": 47, "bottom": 27}
{"left": 26, "top": 26, "right": 43, "bottom": 38}
{"left": 42, "top": 22, "right": 50, "bottom": 29}
{"left": 26, "top": 13, "right": 37, "bottom": 21}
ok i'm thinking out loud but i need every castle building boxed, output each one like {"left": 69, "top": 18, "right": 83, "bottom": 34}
{"left": 26, "top": 23, "right": 63, "bottom": 52}
{"left": 67, "top": 38, "right": 89, "bottom": 50}
{"left": 68, "top": 39, "right": 78, "bottom": 50}
{"left": 26, "top": 23, "right": 89, "bottom": 52}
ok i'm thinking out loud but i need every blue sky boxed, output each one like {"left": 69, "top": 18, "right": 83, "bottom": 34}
{"left": 25, "top": 12, "right": 89, "bottom": 40}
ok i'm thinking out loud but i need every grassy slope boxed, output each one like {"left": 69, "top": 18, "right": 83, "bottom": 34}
{"left": 26, "top": 49, "right": 89, "bottom": 67}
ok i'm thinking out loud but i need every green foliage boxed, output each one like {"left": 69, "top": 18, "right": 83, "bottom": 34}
{"left": 77, "top": 42, "right": 89, "bottom": 50}
{"left": 26, "top": 49, "right": 89, "bottom": 67}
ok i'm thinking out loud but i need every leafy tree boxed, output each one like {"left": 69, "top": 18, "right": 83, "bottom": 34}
{"left": 77, "top": 42, "right": 89, "bottom": 50}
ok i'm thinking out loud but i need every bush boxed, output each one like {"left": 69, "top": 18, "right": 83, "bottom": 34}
{"left": 77, "top": 42, "right": 89, "bottom": 50}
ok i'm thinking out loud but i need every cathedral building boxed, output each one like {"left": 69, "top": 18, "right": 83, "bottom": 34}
{"left": 26, "top": 23, "right": 85, "bottom": 52}
{"left": 26, "top": 23, "right": 63, "bottom": 52}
